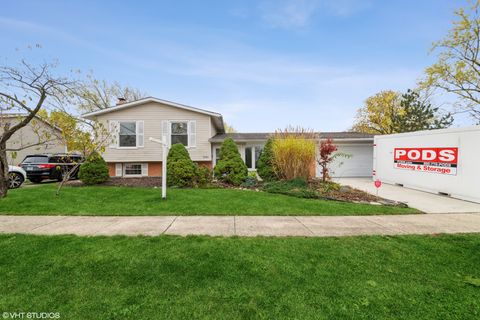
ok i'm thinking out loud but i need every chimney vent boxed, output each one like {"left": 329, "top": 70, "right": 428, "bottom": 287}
{"left": 116, "top": 97, "right": 127, "bottom": 105}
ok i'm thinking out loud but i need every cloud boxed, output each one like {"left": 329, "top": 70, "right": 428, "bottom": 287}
{"left": 0, "top": 15, "right": 421, "bottom": 131}
{"left": 257, "top": 0, "right": 372, "bottom": 29}
{"left": 259, "top": 0, "right": 320, "bottom": 28}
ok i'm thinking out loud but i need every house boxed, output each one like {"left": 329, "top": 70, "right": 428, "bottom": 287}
{"left": 1, "top": 114, "right": 67, "bottom": 165}
{"left": 210, "top": 132, "right": 374, "bottom": 178}
{"left": 83, "top": 97, "right": 374, "bottom": 178}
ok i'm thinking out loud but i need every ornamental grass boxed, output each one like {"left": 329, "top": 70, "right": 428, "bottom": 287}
{"left": 272, "top": 126, "right": 316, "bottom": 180}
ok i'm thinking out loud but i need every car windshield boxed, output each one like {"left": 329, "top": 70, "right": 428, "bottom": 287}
{"left": 22, "top": 156, "right": 48, "bottom": 164}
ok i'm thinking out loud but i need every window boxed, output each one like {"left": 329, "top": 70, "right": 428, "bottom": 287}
{"left": 255, "top": 146, "right": 263, "bottom": 167}
{"left": 22, "top": 156, "right": 48, "bottom": 164}
{"left": 244, "top": 145, "right": 264, "bottom": 170}
{"left": 171, "top": 122, "right": 188, "bottom": 146}
{"left": 245, "top": 147, "right": 253, "bottom": 169}
{"left": 124, "top": 164, "right": 142, "bottom": 176}
{"left": 119, "top": 122, "right": 136, "bottom": 147}
{"left": 215, "top": 148, "right": 221, "bottom": 164}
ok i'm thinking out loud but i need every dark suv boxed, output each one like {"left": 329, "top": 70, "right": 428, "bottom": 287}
{"left": 20, "top": 154, "right": 84, "bottom": 183}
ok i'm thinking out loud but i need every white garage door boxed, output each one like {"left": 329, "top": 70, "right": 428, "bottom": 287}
{"left": 316, "top": 143, "right": 373, "bottom": 178}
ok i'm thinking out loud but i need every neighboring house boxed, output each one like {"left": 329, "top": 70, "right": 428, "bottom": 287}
{"left": 83, "top": 97, "right": 374, "bottom": 178}
{"left": 1, "top": 114, "right": 67, "bottom": 165}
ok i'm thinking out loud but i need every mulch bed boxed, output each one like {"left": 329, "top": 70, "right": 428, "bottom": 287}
{"left": 324, "top": 187, "right": 379, "bottom": 202}
{"left": 314, "top": 183, "right": 404, "bottom": 206}
{"left": 102, "top": 177, "right": 163, "bottom": 187}
{"left": 65, "top": 177, "right": 163, "bottom": 188}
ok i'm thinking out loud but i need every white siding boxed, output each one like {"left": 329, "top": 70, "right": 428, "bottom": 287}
{"left": 316, "top": 142, "right": 374, "bottom": 178}
{"left": 96, "top": 101, "right": 214, "bottom": 162}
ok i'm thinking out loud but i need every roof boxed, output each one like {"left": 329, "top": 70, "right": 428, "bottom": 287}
{"left": 374, "top": 125, "right": 480, "bottom": 140}
{"left": 209, "top": 132, "right": 374, "bottom": 143}
{"left": 1, "top": 113, "right": 63, "bottom": 133}
{"left": 82, "top": 97, "right": 225, "bottom": 133}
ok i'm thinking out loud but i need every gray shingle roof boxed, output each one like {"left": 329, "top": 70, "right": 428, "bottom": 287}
{"left": 209, "top": 132, "right": 374, "bottom": 142}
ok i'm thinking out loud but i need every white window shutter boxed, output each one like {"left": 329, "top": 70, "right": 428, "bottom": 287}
{"left": 141, "top": 163, "right": 148, "bottom": 176}
{"left": 162, "top": 120, "right": 171, "bottom": 146}
{"left": 115, "top": 163, "right": 122, "bottom": 177}
{"left": 136, "top": 121, "right": 144, "bottom": 147}
{"left": 109, "top": 121, "right": 118, "bottom": 148}
{"left": 188, "top": 120, "right": 196, "bottom": 147}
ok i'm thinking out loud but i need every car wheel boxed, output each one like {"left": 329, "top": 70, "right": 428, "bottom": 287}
{"left": 29, "top": 178, "right": 43, "bottom": 184}
{"left": 57, "top": 170, "right": 69, "bottom": 182}
{"left": 8, "top": 172, "right": 24, "bottom": 189}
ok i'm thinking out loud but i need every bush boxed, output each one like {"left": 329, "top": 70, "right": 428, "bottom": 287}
{"left": 272, "top": 127, "right": 316, "bottom": 180}
{"left": 262, "top": 178, "right": 318, "bottom": 199}
{"left": 167, "top": 144, "right": 197, "bottom": 187}
{"left": 78, "top": 153, "right": 109, "bottom": 185}
{"left": 242, "top": 171, "right": 259, "bottom": 188}
{"left": 195, "top": 165, "right": 213, "bottom": 187}
{"left": 256, "top": 138, "right": 277, "bottom": 181}
{"left": 214, "top": 138, "right": 248, "bottom": 186}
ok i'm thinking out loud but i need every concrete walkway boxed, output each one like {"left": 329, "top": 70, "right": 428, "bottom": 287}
{"left": 1, "top": 214, "right": 480, "bottom": 237}
{"left": 335, "top": 178, "right": 480, "bottom": 214}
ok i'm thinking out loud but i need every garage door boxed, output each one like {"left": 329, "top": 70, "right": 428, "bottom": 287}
{"left": 316, "top": 143, "right": 373, "bottom": 178}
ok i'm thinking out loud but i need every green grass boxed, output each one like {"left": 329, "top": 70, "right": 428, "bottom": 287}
{"left": 1, "top": 185, "right": 418, "bottom": 215}
{"left": 0, "top": 234, "right": 479, "bottom": 319}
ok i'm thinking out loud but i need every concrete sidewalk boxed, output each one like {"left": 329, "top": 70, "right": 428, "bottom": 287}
{"left": 335, "top": 178, "right": 480, "bottom": 214}
{"left": 1, "top": 214, "right": 480, "bottom": 237}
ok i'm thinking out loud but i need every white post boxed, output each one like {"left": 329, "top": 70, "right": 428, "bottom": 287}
{"left": 162, "top": 135, "right": 167, "bottom": 199}
{"left": 149, "top": 136, "right": 169, "bottom": 200}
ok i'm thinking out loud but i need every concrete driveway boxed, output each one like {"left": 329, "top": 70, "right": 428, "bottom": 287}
{"left": 336, "top": 178, "right": 480, "bottom": 214}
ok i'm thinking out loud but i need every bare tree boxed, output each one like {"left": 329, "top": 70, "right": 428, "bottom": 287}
{"left": 51, "top": 76, "right": 146, "bottom": 195}
{"left": 77, "top": 75, "right": 148, "bottom": 112}
{"left": 52, "top": 115, "right": 111, "bottom": 196}
{"left": 0, "top": 58, "right": 76, "bottom": 198}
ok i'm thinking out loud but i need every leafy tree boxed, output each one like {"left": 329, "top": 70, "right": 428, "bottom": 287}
{"left": 392, "top": 90, "right": 453, "bottom": 132}
{"left": 317, "top": 139, "right": 338, "bottom": 182}
{"left": 167, "top": 143, "right": 197, "bottom": 187}
{"left": 223, "top": 121, "right": 237, "bottom": 133}
{"left": 256, "top": 138, "right": 277, "bottom": 181}
{"left": 351, "top": 90, "right": 402, "bottom": 134}
{"left": 78, "top": 152, "right": 109, "bottom": 185}
{"left": 214, "top": 138, "right": 248, "bottom": 185}
{"left": 352, "top": 89, "right": 452, "bottom": 134}
{"left": 421, "top": 1, "right": 480, "bottom": 122}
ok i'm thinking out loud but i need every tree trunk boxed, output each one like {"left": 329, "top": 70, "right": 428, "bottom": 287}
{"left": 55, "top": 163, "right": 81, "bottom": 196}
{"left": 0, "top": 141, "right": 9, "bottom": 198}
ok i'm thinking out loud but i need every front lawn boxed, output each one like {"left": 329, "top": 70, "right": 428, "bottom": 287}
{"left": 0, "top": 234, "right": 479, "bottom": 319}
{"left": 1, "top": 185, "right": 418, "bottom": 215}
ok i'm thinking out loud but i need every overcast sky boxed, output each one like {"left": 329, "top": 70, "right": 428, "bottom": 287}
{"left": 0, "top": 0, "right": 471, "bottom": 131}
